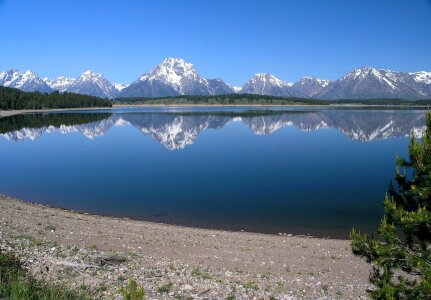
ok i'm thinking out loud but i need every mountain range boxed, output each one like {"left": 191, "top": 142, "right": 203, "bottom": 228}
{"left": 1, "top": 58, "right": 430, "bottom": 100}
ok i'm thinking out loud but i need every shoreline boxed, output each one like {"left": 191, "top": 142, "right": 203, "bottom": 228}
{"left": 113, "top": 103, "right": 430, "bottom": 108}
{"left": 0, "top": 106, "right": 114, "bottom": 118}
{"left": 1, "top": 102, "right": 429, "bottom": 118}
{"left": 0, "top": 193, "right": 346, "bottom": 240}
{"left": 0, "top": 194, "right": 371, "bottom": 299}
{"left": 0, "top": 194, "right": 327, "bottom": 239}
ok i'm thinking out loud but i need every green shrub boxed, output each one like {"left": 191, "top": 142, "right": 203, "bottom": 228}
{"left": 157, "top": 282, "right": 173, "bottom": 293}
{"left": 0, "top": 251, "right": 90, "bottom": 299}
{"left": 119, "top": 279, "right": 145, "bottom": 300}
{"left": 351, "top": 112, "right": 431, "bottom": 299}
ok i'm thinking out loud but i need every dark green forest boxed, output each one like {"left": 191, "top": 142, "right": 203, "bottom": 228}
{"left": 115, "top": 94, "right": 326, "bottom": 105}
{"left": 0, "top": 113, "right": 111, "bottom": 134}
{"left": 1, "top": 86, "right": 430, "bottom": 110}
{"left": 115, "top": 93, "right": 431, "bottom": 106}
{"left": 0, "top": 86, "right": 112, "bottom": 110}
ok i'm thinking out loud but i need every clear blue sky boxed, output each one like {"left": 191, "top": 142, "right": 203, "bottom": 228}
{"left": 1, "top": 0, "right": 430, "bottom": 85}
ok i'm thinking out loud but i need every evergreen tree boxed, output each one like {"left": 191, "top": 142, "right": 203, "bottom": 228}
{"left": 0, "top": 86, "right": 112, "bottom": 110}
{"left": 351, "top": 112, "right": 431, "bottom": 299}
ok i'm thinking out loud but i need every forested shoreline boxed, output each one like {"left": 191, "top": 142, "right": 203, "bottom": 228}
{"left": 0, "top": 113, "right": 111, "bottom": 134}
{"left": 0, "top": 86, "right": 112, "bottom": 110}
{"left": 1, "top": 86, "right": 430, "bottom": 111}
{"left": 115, "top": 93, "right": 431, "bottom": 106}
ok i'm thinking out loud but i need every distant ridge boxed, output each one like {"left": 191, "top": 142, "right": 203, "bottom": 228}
{"left": 1, "top": 59, "right": 431, "bottom": 100}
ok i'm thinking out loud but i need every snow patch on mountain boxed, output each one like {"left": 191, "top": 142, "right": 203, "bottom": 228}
{"left": 410, "top": 71, "right": 431, "bottom": 85}
{"left": 67, "top": 70, "right": 118, "bottom": 98}
{"left": 43, "top": 76, "right": 76, "bottom": 92}
{"left": 231, "top": 86, "right": 242, "bottom": 93}
{"left": 114, "top": 83, "right": 128, "bottom": 92}
{"left": 0, "top": 69, "right": 53, "bottom": 93}
{"left": 241, "top": 73, "right": 298, "bottom": 97}
{"left": 291, "top": 77, "right": 332, "bottom": 97}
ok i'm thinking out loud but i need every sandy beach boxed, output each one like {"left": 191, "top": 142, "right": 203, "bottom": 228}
{"left": 0, "top": 195, "right": 371, "bottom": 299}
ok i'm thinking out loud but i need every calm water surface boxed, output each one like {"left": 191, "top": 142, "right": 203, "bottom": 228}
{"left": 0, "top": 107, "right": 427, "bottom": 238}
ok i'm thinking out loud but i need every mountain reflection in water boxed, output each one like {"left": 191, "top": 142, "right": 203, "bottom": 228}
{"left": 0, "top": 108, "right": 428, "bottom": 238}
{"left": 0, "top": 109, "right": 426, "bottom": 150}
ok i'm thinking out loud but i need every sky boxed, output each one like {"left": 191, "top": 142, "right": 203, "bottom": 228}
{"left": 0, "top": 0, "right": 430, "bottom": 85}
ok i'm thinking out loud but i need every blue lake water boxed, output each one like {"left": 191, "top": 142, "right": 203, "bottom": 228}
{"left": 0, "top": 107, "right": 427, "bottom": 238}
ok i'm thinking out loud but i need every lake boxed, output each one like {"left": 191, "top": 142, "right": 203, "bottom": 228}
{"left": 0, "top": 107, "right": 427, "bottom": 238}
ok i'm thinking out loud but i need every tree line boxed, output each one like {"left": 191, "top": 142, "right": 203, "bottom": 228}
{"left": 115, "top": 93, "right": 431, "bottom": 106}
{"left": 115, "top": 93, "right": 328, "bottom": 105}
{"left": 0, "top": 86, "right": 112, "bottom": 110}
{"left": 0, "top": 113, "right": 112, "bottom": 134}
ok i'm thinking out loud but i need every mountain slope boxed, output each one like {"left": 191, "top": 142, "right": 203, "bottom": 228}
{"left": 0, "top": 70, "right": 53, "bottom": 93}
{"left": 205, "top": 78, "right": 234, "bottom": 95}
{"left": 240, "top": 73, "right": 301, "bottom": 97}
{"left": 318, "top": 67, "right": 428, "bottom": 100}
{"left": 119, "top": 58, "right": 234, "bottom": 97}
{"left": 409, "top": 71, "right": 431, "bottom": 97}
{"left": 290, "top": 77, "right": 331, "bottom": 97}
{"left": 43, "top": 76, "right": 76, "bottom": 92}
{"left": 114, "top": 83, "right": 128, "bottom": 92}
{"left": 66, "top": 70, "right": 118, "bottom": 98}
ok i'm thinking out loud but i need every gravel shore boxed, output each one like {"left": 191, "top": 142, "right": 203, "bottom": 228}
{"left": 0, "top": 195, "right": 371, "bottom": 299}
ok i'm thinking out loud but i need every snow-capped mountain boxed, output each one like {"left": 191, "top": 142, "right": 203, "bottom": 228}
{"left": 43, "top": 72, "right": 120, "bottom": 97}
{"left": 119, "top": 58, "right": 234, "bottom": 97}
{"left": 240, "top": 73, "right": 301, "bottom": 97}
{"left": 205, "top": 78, "right": 235, "bottom": 95}
{"left": 410, "top": 71, "right": 431, "bottom": 85}
{"left": 43, "top": 76, "right": 76, "bottom": 92}
{"left": 231, "top": 86, "right": 242, "bottom": 93}
{"left": 2, "top": 62, "right": 431, "bottom": 100}
{"left": 409, "top": 71, "right": 431, "bottom": 97}
{"left": 318, "top": 67, "right": 429, "bottom": 100}
{"left": 66, "top": 70, "right": 118, "bottom": 98}
{"left": 114, "top": 83, "right": 128, "bottom": 92}
{"left": 0, "top": 69, "right": 53, "bottom": 93}
{"left": 290, "top": 77, "right": 332, "bottom": 97}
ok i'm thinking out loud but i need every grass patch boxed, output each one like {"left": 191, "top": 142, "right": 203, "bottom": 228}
{"left": 119, "top": 279, "right": 145, "bottom": 299}
{"left": 0, "top": 250, "right": 90, "bottom": 299}
{"left": 242, "top": 281, "right": 259, "bottom": 291}
{"left": 226, "top": 287, "right": 236, "bottom": 300}
{"left": 157, "top": 282, "right": 173, "bottom": 293}
{"left": 276, "top": 280, "right": 284, "bottom": 289}
{"left": 191, "top": 267, "right": 212, "bottom": 279}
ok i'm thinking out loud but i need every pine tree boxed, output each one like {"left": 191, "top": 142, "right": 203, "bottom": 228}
{"left": 351, "top": 112, "right": 431, "bottom": 299}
